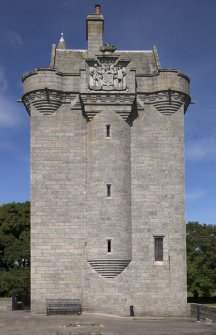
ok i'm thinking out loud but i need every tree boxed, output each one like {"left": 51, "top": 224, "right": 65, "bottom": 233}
{"left": 0, "top": 202, "right": 30, "bottom": 296}
{"left": 187, "top": 221, "right": 216, "bottom": 297}
{"left": 0, "top": 203, "right": 215, "bottom": 298}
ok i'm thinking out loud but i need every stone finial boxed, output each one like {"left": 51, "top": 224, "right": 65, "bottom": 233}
{"left": 100, "top": 43, "right": 117, "bottom": 53}
{"left": 57, "top": 32, "right": 67, "bottom": 49}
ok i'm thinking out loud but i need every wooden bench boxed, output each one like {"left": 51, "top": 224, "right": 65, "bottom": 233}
{"left": 46, "top": 299, "right": 82, "bottom": 315}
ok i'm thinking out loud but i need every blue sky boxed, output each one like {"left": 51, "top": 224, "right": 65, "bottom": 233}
{"left": 0, "top": 0, "right": 215, "bottom": 224}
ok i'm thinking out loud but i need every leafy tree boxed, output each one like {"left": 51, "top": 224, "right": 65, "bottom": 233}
{"left": 187, "top": 221, "right": 216, "bottom": 297}
{"left": 0, "top": 202, "right": 30, "bottom": 296}
{"left": 0, "top": 203, "right": 215, "bottom": 299}
{"left": 0, "top": 268, "right": 30, "bottom": 296}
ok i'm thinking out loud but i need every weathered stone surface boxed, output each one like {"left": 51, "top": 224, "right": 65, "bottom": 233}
{"left": 22, "top": 6, "right": 190, "bottom": 316}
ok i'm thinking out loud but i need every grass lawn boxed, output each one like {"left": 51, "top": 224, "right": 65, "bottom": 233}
{"left": 205, "top": 304, "right": 216, "bottom": 307}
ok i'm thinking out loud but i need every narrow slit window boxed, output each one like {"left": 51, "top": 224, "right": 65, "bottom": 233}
{"left": 106, "top": 125, "right": 111, "bottom": 138}
{"left": 154, "top": 237, "right": 163, "bottom": 261}
{"left": 107, "top": 184, "right": 111, "bottom": 198}
{"left": 107, "top": 239, "right": 111, "bottom": 253}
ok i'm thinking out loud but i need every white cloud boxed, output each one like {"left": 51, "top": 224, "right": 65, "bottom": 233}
{"left": 0, "top": 94, "right": 22, "bottom": 128}
{"left": 186, "top": 190, "right": 206, "bottom": 201}
{"left": 0, "top": 66, "right": 8, "bottom": 92}
{"left": 0, "top": 65, "right": 24, "bottom": 129}
{"left": 4, "top": 31, "right": 24, "bottom": 48}
{"left": 186, "top": 137, "right": 216, "bottom": 161}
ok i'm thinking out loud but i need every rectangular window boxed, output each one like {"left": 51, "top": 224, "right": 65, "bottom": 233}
{"left": 106, "top": 125, "right": 111, "bottom": 137}
{"left": 154, "top": 237, "right": 163, "bottom": 261}
{"left": 107, "top": 239, "right": 111, "bottom": 253}
{"left": 107, "top": 184, "right": 111, "bottom": 197}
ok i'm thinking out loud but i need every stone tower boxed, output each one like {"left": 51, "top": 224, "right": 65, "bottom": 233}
{"left": 22, "top": 5, "right": 190, "bottom": 316}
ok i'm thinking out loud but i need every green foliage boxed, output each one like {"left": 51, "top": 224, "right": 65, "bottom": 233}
{"left": 187, "top": 221, "right": 216, "bottom": 297}
{"left": 0, "top": 202, "right": 215, "bottom": 299}
{"left": 0, "top": 202, "right": 30, "bottom": 296}
{"left": 0, "top": 268, "right": 30, "bottom": 296}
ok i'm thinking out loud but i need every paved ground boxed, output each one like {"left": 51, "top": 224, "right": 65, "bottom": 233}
{"left": 0, "top": 311, "right": 215, "bottom": 335}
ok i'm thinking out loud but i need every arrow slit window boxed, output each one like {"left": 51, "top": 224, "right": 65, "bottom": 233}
{"left": 107, "top": 184, "right": 111, "bottom": 198}
{"left": 107, "top": 239, "right": 111, "bottom": 252}
{"left": 106, "top": 125, "right": 111, "bottom": 137}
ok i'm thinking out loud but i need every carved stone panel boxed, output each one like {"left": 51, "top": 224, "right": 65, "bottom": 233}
{"left": 87, "top": 57, "right": 129, "bottom": 92}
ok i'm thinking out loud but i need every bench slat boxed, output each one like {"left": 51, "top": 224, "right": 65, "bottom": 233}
{"left": 46, "top": 299, "right": 82, "bottom": 315}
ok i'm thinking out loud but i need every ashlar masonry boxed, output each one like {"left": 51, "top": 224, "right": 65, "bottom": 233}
{"left": 22, "top": 4, "right": 191, "bottom": 316}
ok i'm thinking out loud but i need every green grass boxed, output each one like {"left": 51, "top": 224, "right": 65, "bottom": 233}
{"left": 204, "top": 304, "right": 216, "bottom": 307}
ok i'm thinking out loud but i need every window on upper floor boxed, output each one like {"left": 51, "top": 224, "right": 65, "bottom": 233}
{"left": 154, "top": 237, "right": 163, "bottom": 261}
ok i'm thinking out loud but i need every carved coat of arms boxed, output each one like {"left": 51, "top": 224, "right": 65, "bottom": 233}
{"left": 88, "top": 59, "right": 127, "bottom": 91}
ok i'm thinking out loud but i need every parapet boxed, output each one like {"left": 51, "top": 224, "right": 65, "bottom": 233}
{"left": 22, "top": 5, "right": 190, "bottom": 118}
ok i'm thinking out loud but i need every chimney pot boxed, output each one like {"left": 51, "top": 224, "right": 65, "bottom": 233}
{"left": 95, "top": 4, "right": 101, "bottom": 14}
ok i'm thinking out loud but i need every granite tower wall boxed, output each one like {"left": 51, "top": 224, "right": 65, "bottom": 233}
{"left": 22, "top": 5, "right": 190, "bottom": 315}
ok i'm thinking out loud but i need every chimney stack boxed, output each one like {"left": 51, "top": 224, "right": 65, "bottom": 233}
{"left": 86, "top": 4, "right": 104, "bottom": 57}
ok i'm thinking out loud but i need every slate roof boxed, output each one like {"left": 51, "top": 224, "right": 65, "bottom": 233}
{"left": 51, "top": 47, "right": 160, "bottom": 76}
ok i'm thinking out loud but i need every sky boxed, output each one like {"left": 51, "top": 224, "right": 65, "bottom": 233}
{"left": 0, "top": 0, "right": 215, "bottom": 224}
